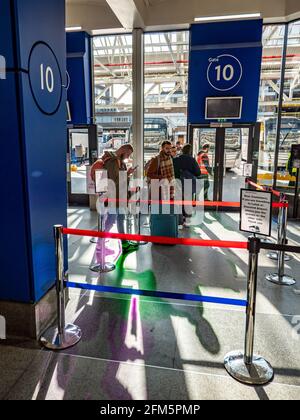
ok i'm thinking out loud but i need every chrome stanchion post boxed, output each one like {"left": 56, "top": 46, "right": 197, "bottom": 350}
{"left": 268, "top": 195, "right": 291, "bottom": 261}
{"left": 90, "top": 214, "right": 100, "bottom": 244}
{"left": 224, "top": 237, "right": 274, "bottom": 385}
{"left": 90, "top": 211, "right": 115, "bottom": 273}
{"left": 40, "top": 225, "right": 82, "bottom": 350}
{"left": 129, "top": 200, "right": 147, "bottom": 246}
{"left": 137, "top": 207, "right": 148, "bottom": 246}
{"left": 266, "top": 200, "right": 296, "bottom": 286}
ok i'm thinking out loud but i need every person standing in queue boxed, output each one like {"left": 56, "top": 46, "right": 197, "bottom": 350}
{"left": 146, "top": 140, "right": 176, "bottom": 200}
{"left": 173, "top": 144, "right": 201, "bottom": 228}
{"left": 176, "top": 141, "right": 183, "bottom": 156}
{"left": 171, "top": 145, "right": 177, "bottom": 159}
{"left": 91, "top": 144, "right": 138, "bottom": 254}
{"left": 197, "top": 144, "right": 212, "bottom": 201}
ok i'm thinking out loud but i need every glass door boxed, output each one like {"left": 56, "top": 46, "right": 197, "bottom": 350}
{"left": 191, "top": 124, "right": 259, "bottom": 205}
{"left": 194, "top": 127, "right": 216, "bottom": 201}
{"left": 69, "top": 128, "right": 89, "bottom": 195}
{"left": 67, "top": 124, "right": 98, "bottom": 206}
{"left": 222, "top": 127, "right": 245, "bottom": 202}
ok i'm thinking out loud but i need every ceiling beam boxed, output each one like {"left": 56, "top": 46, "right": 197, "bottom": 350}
{"left": 106, "top": 0, "right": 146, "bottom": 29}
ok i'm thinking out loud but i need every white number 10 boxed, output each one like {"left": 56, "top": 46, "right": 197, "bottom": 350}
{"left": 40, "top": 64, "right": 54, "bottom": 93}
{"left": 215, "top": 64, "right": 234, "bottom": 82}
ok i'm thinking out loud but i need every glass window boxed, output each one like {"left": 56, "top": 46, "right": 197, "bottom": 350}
{"left": 279, "top": 21, "right": 300, "bottom": 191}
{"left": 93, "top": 34, "right": 133, "bottom": 155}
{"left": 258, "top": 25, "right": 285, "bottom": 183}
{"left": 143, "top": 31, "right": 190, "bottom": 163}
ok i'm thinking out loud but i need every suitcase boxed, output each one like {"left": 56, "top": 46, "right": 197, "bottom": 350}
{"left": 150, "top": 204, "right": 179, "bottom": 243}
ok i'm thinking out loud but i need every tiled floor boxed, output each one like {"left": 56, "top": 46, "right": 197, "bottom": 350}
{"left": 1, "top": 207, "right": 300, "bottom": 400}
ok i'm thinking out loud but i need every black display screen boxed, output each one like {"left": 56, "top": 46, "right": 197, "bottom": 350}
{"left": 206, "top": 97, "right": 243, "bottom": 119}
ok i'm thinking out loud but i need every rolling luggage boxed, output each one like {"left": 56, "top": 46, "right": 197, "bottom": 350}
{"left": 150, "top": 204, "right": 179, "bottom": 243}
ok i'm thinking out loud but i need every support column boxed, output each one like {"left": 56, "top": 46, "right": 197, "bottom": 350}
{"left": 132, "top": 28, "right": 144, "bottom": 179}
{"left": 0, "top": 0, "right": 67, "bottom": 339}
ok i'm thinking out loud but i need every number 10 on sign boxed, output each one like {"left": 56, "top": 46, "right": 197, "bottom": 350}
{"left": 40, "top": 64, "right": 54, "bottom": 93}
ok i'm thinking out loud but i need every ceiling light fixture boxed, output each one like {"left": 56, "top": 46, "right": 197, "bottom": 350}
{"left": 66, "top": 26, "right": 82, "bottom": 32}
{"left": 194, "top": 13, "right": 261, "bottom": 22}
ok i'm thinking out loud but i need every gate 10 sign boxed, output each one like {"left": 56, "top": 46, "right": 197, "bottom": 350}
{"left": 28, "top": 42, "right": 63, "bottom": 116}
{"left": 207, "top": 54, "right": 243, "bottom": 92}
{"left": 188, "top": 20, "right": 263, "bottom": 124}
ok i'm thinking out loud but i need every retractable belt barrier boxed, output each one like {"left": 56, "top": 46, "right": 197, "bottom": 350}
{"left": 246, "top": 178, "right": 295, "bottom": 285}
{"left": 246, "top": 178, "right": 283, "bottom": 199}
{"left": 97, "top": 197, "right": 288, "bottom": 209}
{"left": 40, "top": 222, "right": 300, "bottom": 386}
{"left": 62, "top": 228, "right": 248, "bottom": 250}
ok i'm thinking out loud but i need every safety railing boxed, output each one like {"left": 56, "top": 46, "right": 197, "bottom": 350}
{"left": 40, "top": 224, "right": 300, "bottom": 386}
{"left": 246, "top": 178, "right": 296, "bottom": 286}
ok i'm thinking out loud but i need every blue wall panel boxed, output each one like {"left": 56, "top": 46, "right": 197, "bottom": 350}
{"left": 0, "top": 1, "right": 15, "bottom": 68}
{"left": 67, "top": 32, "right": 93, "bottom": 125}
{"left": 0, "top": 0, "right": 67, "bottom": 302}
{"left": 0, "top": 73, "right": 32, "bottom": 301}
{"left": 67, "top": 57, "right": 89, "bottom": 124}
{"left": 188, "top": 20, "right": 263, "bottom": 124}
{"left": 14, "top": 0, "right": 66, "bottom": 81}
{"left": 15, "top": 0, "right": 67, "bottom": 301}
{"left": 20, "top": 75, "right": 67, "bottom": 300}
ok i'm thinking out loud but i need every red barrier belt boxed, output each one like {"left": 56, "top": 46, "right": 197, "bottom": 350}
{"left": 273, "top": 202, "right": 288, "bottom": 208}
{"left": 246, "top": 179, "right": 282, "bottom": 198}
{"left": 98, "top": 197, "right": 288, "bottom": 208}
{"left": 62, "top": 228, "right": 249, "bottom": 250}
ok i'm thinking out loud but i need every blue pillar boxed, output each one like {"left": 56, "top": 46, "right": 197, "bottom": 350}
{"left": 0, "top": 0, "right": 67, "bottom": 304}
{"left": 67, "top": 32, "right": 93, "bottom": 125}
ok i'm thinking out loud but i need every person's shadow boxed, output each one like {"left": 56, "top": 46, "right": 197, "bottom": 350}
{"left": 96, "top": 249, "right": 220, "bottom": 399}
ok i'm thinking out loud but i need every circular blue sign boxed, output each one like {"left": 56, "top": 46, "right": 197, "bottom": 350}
{"left": 28, "top": 42, "right": 62, "bottom": 115}
{"left": 207, "top": 54, "right": 243, "bottom": 92}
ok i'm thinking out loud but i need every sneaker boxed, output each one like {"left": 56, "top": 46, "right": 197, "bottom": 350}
{"left": 122, "top": 242, "right": 139, "bottom": 254}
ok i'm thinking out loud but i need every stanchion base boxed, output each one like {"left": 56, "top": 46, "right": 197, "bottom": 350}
{"left": 89, "top": 263, "right": 116, "bottom": 273}
{"left": 40, "top": 324, "right": 82, "bottom": 350}
{"left": 90, "top": 237, "right": 98, "bottom": 244}
{"left": 224, "top": 351, "right": 274, "bottom": 385}
{"left": 267, "top": 252, "right": 291, "bottom": 262}
{"left": 266, "top": 273, "right": 296, "bottom": 286}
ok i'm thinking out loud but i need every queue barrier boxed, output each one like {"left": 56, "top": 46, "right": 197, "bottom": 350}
{"left": 94, "top": 193, "right": 292, "bottom": 286}
{"left": 246, "top": 179, "right": 296, "bottom": 286}
{"left": 41, "top": 225, "right": 300, "bottom": 386}
{"left": 246, "top": 178, "right": 282, "bottom": 199}
{"left": 97, "top": 196, "right": 288, "bottom": 209}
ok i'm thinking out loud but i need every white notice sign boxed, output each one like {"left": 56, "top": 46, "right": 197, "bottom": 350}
{"left": 86, "top": 166, "right": 96, "bottom": 195}
{"left": 95, "top": 170, "right": 108, "bottom": 194}
{"left": 240, "top": 189, "right": 272, "bottom": 237}
{"left": 243, "top": 163, "right": 253, "bottom": 177}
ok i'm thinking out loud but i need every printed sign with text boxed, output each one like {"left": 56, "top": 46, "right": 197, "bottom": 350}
{"left": 240, "top": 189, "right": 272, "bottom": 237}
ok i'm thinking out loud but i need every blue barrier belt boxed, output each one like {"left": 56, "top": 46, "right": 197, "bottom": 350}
{"left": 65, "top": 281, "right": 248, "bottom": 308}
